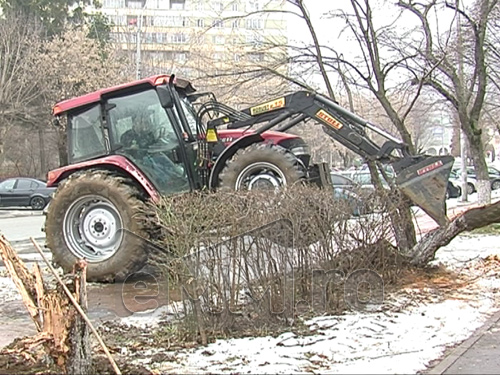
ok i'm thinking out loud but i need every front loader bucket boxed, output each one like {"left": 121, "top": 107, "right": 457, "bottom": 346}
{"left": 391, "top": 155, "right": 454, "bottom": 227}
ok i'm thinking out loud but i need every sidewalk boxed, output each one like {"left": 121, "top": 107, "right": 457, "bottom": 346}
{"left": 414, "top": 191, "right": 500, "bottom": 235}
{"left": 426, "top": 309, "right": 500, "bottom": 374}
{"left": 419, "top": 193, "right": 500, "bottom": 374}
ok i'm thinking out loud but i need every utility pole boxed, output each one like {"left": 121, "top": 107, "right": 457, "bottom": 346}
{"left": 136, "top": 1, "right": 148, "bottom": 80}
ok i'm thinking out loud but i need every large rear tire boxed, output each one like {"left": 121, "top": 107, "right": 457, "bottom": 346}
{"left": 218, "top": 143, "right": 305, "bottom": 191}
{"left": 218, "top": 143, "right": 306, "bottom": 248}
{"left": 45, "top": 170, "right": 153, "bottom": 282}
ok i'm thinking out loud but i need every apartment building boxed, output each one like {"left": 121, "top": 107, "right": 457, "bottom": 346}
{"left": 97, "top": 0, "right": 288, "bottom": 85}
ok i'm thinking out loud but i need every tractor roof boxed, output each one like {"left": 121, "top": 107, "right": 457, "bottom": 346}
{"left": 52, "top": 74, "right": 196, "bottom": 116}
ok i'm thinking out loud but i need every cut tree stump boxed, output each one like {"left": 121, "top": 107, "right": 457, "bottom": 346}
{"left": 0, "top": 235, "right": 92, "bottom": 374}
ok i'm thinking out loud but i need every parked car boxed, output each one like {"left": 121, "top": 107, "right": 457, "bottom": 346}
{"left": 449, "top": 170, "right": 477, "bottom": 195}
{"left": 0, "top": 178, "right": 56, "bottom": 210}
{"left": 451, "top": 166, "right": 500, "bottom": 191}
{"left": 337, "top": 169, "right": 392, "bottom": 193}
{"left": 446, "top": 180, "right": 461, "bottom": 199}
{"left": 331, "top": 172, "right": 380, "bottom": 215}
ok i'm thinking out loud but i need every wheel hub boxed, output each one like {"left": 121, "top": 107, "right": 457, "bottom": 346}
{"left": 82, "top": 207, "right": 117, "bottom": 247}
{"left": 248, "top": 173, "right": 281, "bottom": 190}
{"left": 64, "top": 196, "right": 123, "bottom": 262}
{"left": 235, "top": 162, "right": 286, "bottom": 191}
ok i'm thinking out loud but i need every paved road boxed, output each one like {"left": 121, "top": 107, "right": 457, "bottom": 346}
{"left": 0, "top": 210, "right": 49, "bottom": 268}
{"left": 0, "top": 210, "right": 45, "bottom": 241}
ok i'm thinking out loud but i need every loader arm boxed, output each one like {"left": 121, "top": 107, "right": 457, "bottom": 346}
{"left": 203, "top": 90, "right": 454, "bottom": 227}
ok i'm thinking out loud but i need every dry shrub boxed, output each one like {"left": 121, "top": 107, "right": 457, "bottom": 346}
{"left": 150, "top": 185, "right": 410, "bottom": 340}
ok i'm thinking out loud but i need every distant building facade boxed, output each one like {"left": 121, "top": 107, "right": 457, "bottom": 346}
{"left": 94, "top": 0, "right": 288, "bottom": 82}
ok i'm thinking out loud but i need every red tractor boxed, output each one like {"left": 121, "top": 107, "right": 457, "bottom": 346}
{"left": 45, "top": 74, "right": 453, "bottom": 282}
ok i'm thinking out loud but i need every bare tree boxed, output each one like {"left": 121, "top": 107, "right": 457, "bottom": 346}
{"left": 0, "top": 14, "right": 45, "bottom": 170}
{"left": 37, "top": 26, "right": 126, "bottom": 165}
{"left": 398, "top": 0, "right": 498, "bottom": 205}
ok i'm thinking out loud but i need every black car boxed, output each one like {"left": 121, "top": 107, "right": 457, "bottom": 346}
{"left": 446, "top": 180, "right": 461, "bottom": 199}
{"left": 0, "top": 178, "right": 56, "bottom": 210}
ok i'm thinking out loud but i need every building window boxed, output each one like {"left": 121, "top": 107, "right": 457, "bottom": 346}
{"left": 170, "top": 0, "right": 185, "bottom": 10}
{"left": 108, "top": 15, "right": 126, "bottom": 26}
{"left": 155, "top": 33, "right": 166, "bottom": 43}
{"left": 247, "top": 0, "right": 260, "bottom": 12}
{"left": 213, "top": 35, "right": 225, "bottom": 44}
{"left": 245, "top": 18, "right": 262, "bottom": 29}
{"left": 192, "top": 0, "right": 203, "bottom": 11}
{"left": 176, "top": 52, "right": 187, "bottom": 62}
{"left": 231, "top": 1, "right": 239, "bottom": 11}
{"left": 248, "top": 52, "right": 264, "bottom": 62}
{"left": 103, "top": 0, "right": 125, "bottom": 8}
{"left": 213, "top": 19, "right": 224, "bottom": 28}
{"left": 213, "top": 1, "right": 223, "bottom": 11}
{"left": 232, "top": 20, "right": 239, "bottom": 29}
{"left": 196, "top": 18, "right": 204, "bottom": 27}
{"left": 127, "top": 15, "right": 138, "bottom": 26}
{"left": 126, "top": 0, "right": 145, "bottom": 8}
{"left": 170, "top": 33, "right": 187, "bottom": 43}
{"left": 246, "top": 34, "right": 262, "bottom": 45}
{"left": 154, "top": 15, "right": 186, "bottom": 26}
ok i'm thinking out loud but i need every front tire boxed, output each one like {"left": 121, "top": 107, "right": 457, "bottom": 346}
{"left": 218, "top": 143, "right": 307, "bottom": 248}
{"left": 467, "top": 183, "right": 475, "bottom": 195}
{"left": 218, "top": 143, "right": 305, "bottom": 191}
{"left": 45, "top": 170, "right": 153, "bottom": 282}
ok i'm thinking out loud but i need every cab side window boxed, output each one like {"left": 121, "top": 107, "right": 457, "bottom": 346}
{"left": 68, "top": 105, "right": 106, "bottom": 163}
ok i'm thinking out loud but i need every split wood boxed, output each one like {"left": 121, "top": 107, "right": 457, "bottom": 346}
{"left": 30, "top": 237, "right": 122, "bottom": 375}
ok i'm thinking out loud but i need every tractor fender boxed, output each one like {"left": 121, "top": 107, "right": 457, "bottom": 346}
{"left": 208, "top": 133, "right": 264, "bottom": 189}
{"left": 46, "top": 155, "right": 160, "bottom": 202}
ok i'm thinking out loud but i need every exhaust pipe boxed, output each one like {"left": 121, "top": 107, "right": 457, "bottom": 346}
{"left": 391, "top": 155, "right": 454, "bottom": 227}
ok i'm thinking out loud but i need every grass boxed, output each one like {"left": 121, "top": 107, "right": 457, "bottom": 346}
{"left": 470, "top": 223, "right": 500, "bottom": 234}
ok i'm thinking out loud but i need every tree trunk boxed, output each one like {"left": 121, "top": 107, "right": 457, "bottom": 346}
{"left": 368, "top": 162, "right": 417, "bottom": 251}
{"left": 468, "top": 132, "right": 491, "bottom": 205}
{"left": 38, "top": 128, "right": 46, "bottom": 180}
{"left": 409, "top": 200, "right": 500, "bottom": 266}
{"left": 66, "top": 261, "right": 92, "bottom": 374}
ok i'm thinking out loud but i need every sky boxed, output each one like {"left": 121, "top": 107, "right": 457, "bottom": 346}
{"left": 284, "top": 0, "right": 474, "bottom": 79}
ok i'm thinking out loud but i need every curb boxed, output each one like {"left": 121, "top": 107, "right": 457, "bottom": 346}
{"left": 426, "top": 309, "right": 500, "bottom": 374}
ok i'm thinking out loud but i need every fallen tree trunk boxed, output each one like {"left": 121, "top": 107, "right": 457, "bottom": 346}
{"left": 0, "top": 235, "right": 92, "bottom": 374}
{"left": 409, "top": 200, "right": 500, "bottom": 266}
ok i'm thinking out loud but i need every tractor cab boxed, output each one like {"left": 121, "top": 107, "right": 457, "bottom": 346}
{"left": 51, "top": 75, "right": 201, "bottom": 197}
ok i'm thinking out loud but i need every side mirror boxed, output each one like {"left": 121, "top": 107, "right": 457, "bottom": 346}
{"left": 157, "top": 86, "right": 174, "bottom": 109}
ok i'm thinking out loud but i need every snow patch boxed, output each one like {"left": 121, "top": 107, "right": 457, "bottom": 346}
{"left": 0, "top": 277, "right": 20, "bottom": 304}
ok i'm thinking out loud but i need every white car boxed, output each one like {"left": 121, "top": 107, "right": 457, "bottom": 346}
{"left": 449, "top": 170, "right": 476, "bottom": 195}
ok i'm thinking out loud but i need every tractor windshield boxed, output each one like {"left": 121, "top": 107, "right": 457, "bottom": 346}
{"left": 106, "top": 89, "right": 191, "bottom": 195}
